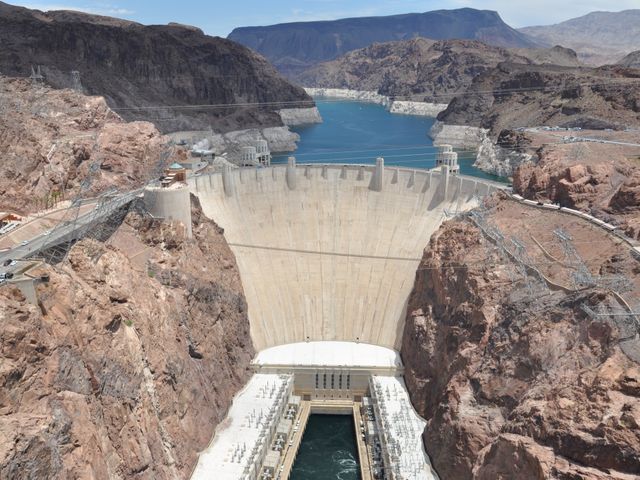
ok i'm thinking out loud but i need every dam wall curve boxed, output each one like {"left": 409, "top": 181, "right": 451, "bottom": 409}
{"left": 190, "top": 163, "right": 501, "bottom": 352}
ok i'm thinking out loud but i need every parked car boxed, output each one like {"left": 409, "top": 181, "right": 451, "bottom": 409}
{"left": 20, "top": 240, "right": 29, "bottom": 246}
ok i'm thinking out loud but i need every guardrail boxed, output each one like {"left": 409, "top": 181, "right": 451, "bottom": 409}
{"left": 507, "top": 193, "right": 640, "bottom": 251}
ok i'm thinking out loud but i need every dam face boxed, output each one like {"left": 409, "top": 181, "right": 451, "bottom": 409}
{"left": 190, "top": 163, "right": 491, "bottom": 351}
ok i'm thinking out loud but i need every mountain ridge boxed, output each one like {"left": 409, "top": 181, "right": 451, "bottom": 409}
{"left": 228, "top": 8, "right": 542, "bottom": 76}
{"left": 519, "top": 10, "right": 640, "bottom": 65}
{"left": 0, "top": 1, "right": 312, "bottom": 133}
{"left": 296, "top": 38, "right": 582, "bottom": 101}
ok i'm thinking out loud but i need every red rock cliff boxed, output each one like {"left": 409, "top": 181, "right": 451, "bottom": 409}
{"left": 401, "top": 197, "right": 640, "bottom": 479}
{"left": 513, "top": 142, "right": 640, "bottom": 239}
{"left": 0, "top": 199, "right": 254, "bottom": 479}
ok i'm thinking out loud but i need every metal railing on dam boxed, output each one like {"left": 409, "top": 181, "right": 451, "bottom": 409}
{"left": 189, "top": 161, "right": 504, "bottom": 352}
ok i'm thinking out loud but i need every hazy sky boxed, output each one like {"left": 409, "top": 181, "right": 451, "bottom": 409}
{"left": 11, "top": 0, "right": 640, "bottom": 37}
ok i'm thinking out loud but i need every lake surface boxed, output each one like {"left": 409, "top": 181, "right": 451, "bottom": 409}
{"left": 290, "top": 415, "right": 360, "bottom": 480}
{"left": 273, "top": 100, "right": 502, "bottom": 181}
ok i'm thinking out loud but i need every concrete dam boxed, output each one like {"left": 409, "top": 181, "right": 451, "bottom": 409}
{"left": 178, "top": 159, "right": 502, "bottom": 479}
{"left": 190, "top": 160, "right": 497, "bottom": 351}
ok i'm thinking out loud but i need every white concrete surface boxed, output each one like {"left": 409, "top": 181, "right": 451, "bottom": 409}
{"left": 389, "top": 101, "right": 449, "bottom": 117}
{"left": 429, "top": 121, "right": 489, "bottom": 148}
{"left": 253, "top": 341, "right": 402, "bottom": 369}
{"left": 278, "top": 107, "right": 323, "bottom": 126}
{"left": 143, "top": 184, "right": 192, "bottom": 238}
{"left": 305, "top": 88, "right": 390, "bottom": 106}
{"left": 371, "top": 375, "right": 439, "bottom": 480}
{"left": 191, "top": 164, "right": 487, "bottom": 351}
{"left": 191, "top": 373, "right": 293, "bottom": 480}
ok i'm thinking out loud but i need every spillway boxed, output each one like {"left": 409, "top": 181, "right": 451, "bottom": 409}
{"left": 187, "top": 161, "right": 501, "bottom": 479}
{"left": 190, "top": 161, "right": 496, "bottom": 351}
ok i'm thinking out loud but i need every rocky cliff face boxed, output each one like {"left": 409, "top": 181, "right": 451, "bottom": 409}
{"left": 296, "top": 39, "right": 580, "bottom": 102}
{"left": 0, "top": 199, "right": 254, "bottom": 479}
{"left": 401, "top": 196, "right": 640, "bottom": 479}
{"left": 0, "top": 76, "right": 181, "bottom": 215}
{"left": 513, "top": 142, "right": 640, "bottom": 239}
{"left": 438, "top": 62, "right": 640, "bottom": 137}
{"left": 619, "top": 51, "right": 640, "bottom": 69}
{"left": 0, "top": 1, "right": 312, "bottom": 133}
{"left": 229, "top": 8, "right": 541, "bottom": 77}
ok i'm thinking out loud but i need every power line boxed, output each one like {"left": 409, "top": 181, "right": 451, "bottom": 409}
{"left": 108, "top": 77, "right": 640, "bottom": 112}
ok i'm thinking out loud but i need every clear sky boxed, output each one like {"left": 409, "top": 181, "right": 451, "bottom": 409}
{"left": 10, "top": 1, "right": 640, "bottom": 37}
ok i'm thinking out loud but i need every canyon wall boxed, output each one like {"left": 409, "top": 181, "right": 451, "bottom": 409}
{"left": 0, "top": 76, "right": 181, "bottom": 215}
{"left": 0, "top": 200, "right": 254, "bottom": 479}
{"left": 401, "top": 195, "right": 640, "bottom": 479}
{"left": 278, "top": 107, "right": 323, "bottom": 126}
{"left": 0, "top": 2, "right": 312, "bottom": 133}
{"left": 513, "top": 142, "right": 640, "bottom": 239}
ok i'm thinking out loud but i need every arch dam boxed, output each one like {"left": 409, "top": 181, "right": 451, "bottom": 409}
{"left": 189, "top": 159, "right": 502, "bottom": 352}
{"left": 186, "top": 159, "right": 504, "bottom": 479}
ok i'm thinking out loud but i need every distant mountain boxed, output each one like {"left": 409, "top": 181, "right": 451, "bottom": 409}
{"left": 296, "top": 39, "right": 581, "bottom": 101}
{"left": 618, "top": 51, "right": 640, "bottom": 69}
{"left": 519, "top": 10, "right": 640, "bottom": 65}
{"left": 0, "top": 1, "right": 312, "bottom": 133}
{"left": 228, "top": 8, "right": 542, "bottom": 76}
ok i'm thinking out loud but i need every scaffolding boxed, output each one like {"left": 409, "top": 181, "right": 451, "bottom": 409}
{"left": 29, "top": 65, "right": 44, "bottom": 83}
{"left": 468, "top": 209, "right": 549, "bottom": 297}
{"left": 553, "top": 228, "right": 632, "bottom": 293}
{"left": 582, "top": 298, "right": 640, "bottom": 363}
{"left": 71, "top": 70, "right": 83, "bottom": 93}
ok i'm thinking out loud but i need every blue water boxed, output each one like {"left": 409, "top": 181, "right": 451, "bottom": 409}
{"left": 290, "top": 415, "right": 360, "bottom": 480}
{"left": 273, "top": 100, "right": 503, "bottom": 182}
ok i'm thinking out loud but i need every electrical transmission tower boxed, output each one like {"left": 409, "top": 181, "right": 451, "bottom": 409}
{"left": 553, "top": 228, "right": 596, "bottom": 289}
{"left": 71, "top": 70, "right": 82, "bottom": 93}
{"left": 553, "top": 228, "right": 632, "bottom": 293}
{"left": 30, "top": 65, "right": 44, "bottom": 83}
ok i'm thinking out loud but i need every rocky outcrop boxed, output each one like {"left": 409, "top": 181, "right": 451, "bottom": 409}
{"left": 0, "top": 1, "right": 313, "bottom": 133}
{"left": 0, "top": 76, "right": 180, "bottom": 215}
{"left": 513, "top": 143, "right": 640, "bottom": 238}
{"left": 437, "top": 62, "right": 640, "bottom": 137}
{"left": 619, "top": 51, "right": 640, "bottom": 69}
{"left": 229, "top": 8, "right": 541, "bottom": 76}
{"left": 389, "top": 101, "right": 449, "bottom": 117}
{"left": 297, "top": 39, "right": 577, "bottom": 102}
{"left": 305, "top": 88, "right": 390, "bottom": 106}
{"left": 194, "top": 127, "right": 302, "bottom": 157}
{"left": 0, "top": 199, "right": 254, "bottom": 479}
{"left": 474, "top": 129, "right": 534, "bottom": 177}
{"left": 429, "top": 121, "right": 489, "bottom": 148}
{"left": 278, "top": 107, "right": 323, "bottom": 126}
{"left": 402, "top": 197, "right": 640, "bottom": 479}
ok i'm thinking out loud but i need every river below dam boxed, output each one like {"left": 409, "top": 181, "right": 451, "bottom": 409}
{"left": 274, "top": 100, "right": 501, "bottom": 181}
{"left": 290, "top": 415, "right": 360, "bottom": 480}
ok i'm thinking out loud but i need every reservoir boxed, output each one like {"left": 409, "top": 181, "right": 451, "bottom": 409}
{"left": 274, "top": 100, "right": 502, "bottom": 181}
{"left": 290, "top": 415, "right": 360, "bottom": 480}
